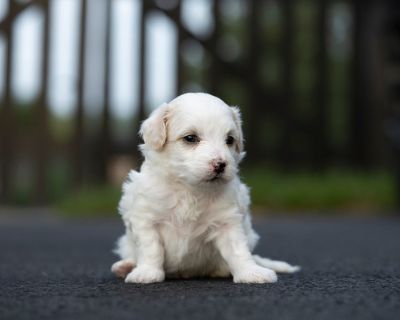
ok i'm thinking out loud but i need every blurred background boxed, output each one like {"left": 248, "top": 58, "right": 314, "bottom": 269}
{"left": 0, "top": 0, "right": 399, "bottom": 215}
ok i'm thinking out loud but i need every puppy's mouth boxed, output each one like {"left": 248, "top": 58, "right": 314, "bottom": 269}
{"left": 207, "top": 172, "right": 225, "bottom": 183}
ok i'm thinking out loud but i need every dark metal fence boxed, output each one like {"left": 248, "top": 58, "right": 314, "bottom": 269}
{"left": 0, "top": 0, "right": 399, "bottom": 204}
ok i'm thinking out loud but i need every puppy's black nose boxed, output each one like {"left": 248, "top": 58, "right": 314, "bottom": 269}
{"left": 213, "top": 161, "right": 226, "bottom": 174}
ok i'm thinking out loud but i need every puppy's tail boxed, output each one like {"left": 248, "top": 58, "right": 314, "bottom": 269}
{"left": 113, "top": 234, "right": 136, "bottom": 259}
{"left": 253, "top": 255, "right": 301, "bottom": 273}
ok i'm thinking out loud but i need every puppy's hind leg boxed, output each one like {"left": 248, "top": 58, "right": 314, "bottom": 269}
{"left": 111, "top": 234, "right": 138, "bottom": 278}
{"left": 209, "top": 263, "right": 231, "bottom": 278}
{"left": 111, "top": 259, "right": 135, "bottom": 278}
{"left": 253, "top": 255, "right": 300, "bottom": 273}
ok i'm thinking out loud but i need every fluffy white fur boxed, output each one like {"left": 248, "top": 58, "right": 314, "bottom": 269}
{"left": 111, "top": 93, "right": 299, "bottom": 284}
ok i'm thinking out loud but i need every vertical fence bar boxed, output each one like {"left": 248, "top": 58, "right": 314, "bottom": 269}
{"left": 137, "top": 0, "right": 147, "bottom": 123}
{"left": 209, "top": 0, "right": 221, "bottom": 97}
{"left": 74, "top": 0, "right": 87, "bottom": 186}
{"left": 34, "top": 0, "right": 51, "bottom": 203}
{"left": 133, "top": 0, "right": 147, "bottom": 159}
{"left": 246, "top": 0, "right": 262, "bottom": 160}
{"left": 173, "top": 0, "right": 183, "bottom": 96}
{"left": 280, "top": 0, "right": 295, "bottom": 169}
{"left": 313, "top": 0, "right": 329, "bottom": 169}
{"left": 350, "top": 0, "right": 372, "bottom": 168}
{"left": 0, "top": 0, "right": 16, "bottom": 202}
{"left": 98, "top": 0, "right": 112, "bottom": 182}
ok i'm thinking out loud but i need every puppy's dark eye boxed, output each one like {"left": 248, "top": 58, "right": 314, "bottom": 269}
{"left": 183, "top": 135, "right": 200, "bottom": 144}
{"left": 226, "top": 135, "right": 235, "bottom": 145}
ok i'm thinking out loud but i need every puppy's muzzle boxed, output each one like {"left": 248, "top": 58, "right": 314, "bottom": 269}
{"left": 211, "top": 160, "right": 226, "bottom": 175}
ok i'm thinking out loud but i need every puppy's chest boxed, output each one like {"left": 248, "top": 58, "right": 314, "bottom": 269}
{"left": 157, "top": 199, "right": 222, "bottom": 256}
{"left": 160, "top": 201, "right": 216, "bottom": 238}
{"left": 158, "top": 219, "right": 217, "bottom": 267}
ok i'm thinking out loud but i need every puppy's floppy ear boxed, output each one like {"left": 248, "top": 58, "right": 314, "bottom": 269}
{"left": 230, "top": 106, "right": 244, "bottom": 154}
{"left": 139, "top": 103, "right": 170, "bottom": 150}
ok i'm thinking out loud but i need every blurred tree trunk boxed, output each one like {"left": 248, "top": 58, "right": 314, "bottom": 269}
{"left": 313, "top": 0, "right": 329, "bottom": 170}
{"left": 174, "top": 1, "right": 183, "bottom": 96}
{"left": 97, "top": 0, "right": 113, "bottom": 183}
{"left": 134, "top": 0, "right": 148, "bottom": 161}
{"left": 280, "top": 0, "right": 295, "bottom": 169}
{"left": 350, "top": 0, "right": 373, "bottom": 168}
{"left": 0, "top": 0, "right": 16, "bottom": 203}
{"left": 209, "top": 0, "right": 221, "bottom": 97}
{"left": 246, "top": 0, "right": 262, "bottom": 161}
{"left": 34, "top": 0, "right": 52, "bottom": 203}
{"left": 74, "top": 0, "right": 88, "bottom": 186}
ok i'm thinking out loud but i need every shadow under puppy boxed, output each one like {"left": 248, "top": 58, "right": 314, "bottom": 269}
{"left": 111, "top": 93, "right": 299, "bottom": 283}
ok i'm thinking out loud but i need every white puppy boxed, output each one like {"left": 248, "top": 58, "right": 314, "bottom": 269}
{"left": 111, "top": 93, "right": 299, "bottom": 283}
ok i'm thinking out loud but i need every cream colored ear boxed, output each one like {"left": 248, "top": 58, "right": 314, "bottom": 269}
{"left": 230, "top": 106, "right": 244, "bottom": 154}
{"left": 139, "top": 103, "right": 170, "bottom": 150}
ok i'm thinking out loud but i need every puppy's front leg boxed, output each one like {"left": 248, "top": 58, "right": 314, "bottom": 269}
{"left": 215, "top": 224, "right": 277, "bottom": 284}
{"left": 125, "top": 223, "right": 165, "bottom": 284}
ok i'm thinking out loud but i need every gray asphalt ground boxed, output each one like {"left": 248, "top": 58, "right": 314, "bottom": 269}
{"left": 0, "top": 211, "right": 399, "bottom": 320}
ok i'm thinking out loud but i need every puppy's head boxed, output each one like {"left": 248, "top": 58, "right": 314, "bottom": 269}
{"left": 140, "top": 93, "right": 245, "bottom": 186}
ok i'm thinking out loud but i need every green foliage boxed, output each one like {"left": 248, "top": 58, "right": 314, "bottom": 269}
{"left": 56, "top": 169, "right": 396, "bottom": 217}
{"left": 57, "top": 185, "right": 121, "bottom": 218}
{"left": 242, "top": 169, "right": 395, "bottom": 212}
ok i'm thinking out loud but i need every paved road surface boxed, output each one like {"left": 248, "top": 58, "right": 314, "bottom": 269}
{"left": 1, "top": 212, "right": 399, "bottom": 320}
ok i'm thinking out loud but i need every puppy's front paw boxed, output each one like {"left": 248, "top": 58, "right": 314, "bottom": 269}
{"left": 233, "top": 265, "right": 278, "bottom": 284}
{"left": 125, "top": 266, "right": 165, "bottom": 284}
